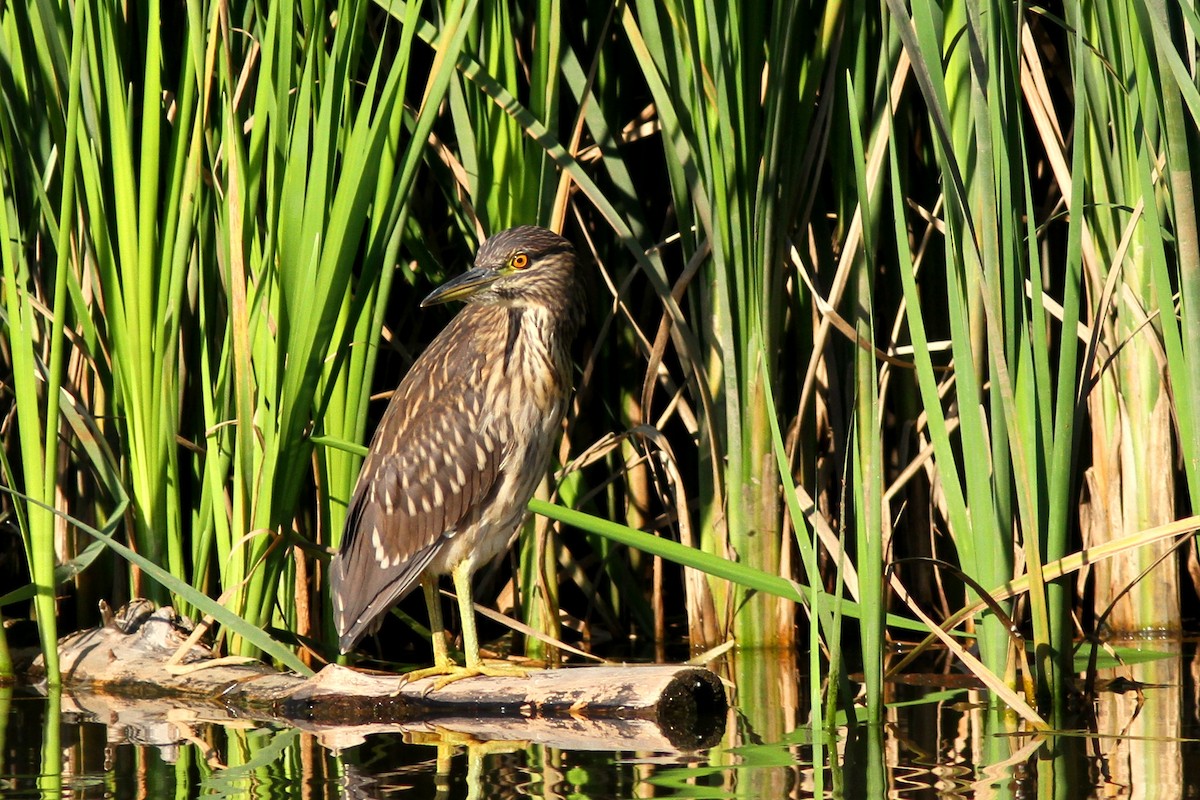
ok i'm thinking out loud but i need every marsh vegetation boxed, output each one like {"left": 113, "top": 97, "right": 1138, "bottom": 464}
{"left": 2, "top": 2, "right": 1199, "bottom": 769}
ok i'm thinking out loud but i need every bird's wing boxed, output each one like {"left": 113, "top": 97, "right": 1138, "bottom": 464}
{"left": 330, "top": 309, "right": 510, "bottom": 652}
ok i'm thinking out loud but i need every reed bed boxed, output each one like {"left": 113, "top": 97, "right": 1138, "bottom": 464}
{"left": 2, "top": 0, "right": 1198, "bottom": 734}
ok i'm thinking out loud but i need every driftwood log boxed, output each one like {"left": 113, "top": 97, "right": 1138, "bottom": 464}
{"left": 25, "top": 603, "right": 726, "bottom": 753}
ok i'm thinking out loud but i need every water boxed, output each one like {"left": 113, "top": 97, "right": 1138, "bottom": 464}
{"left": 2, "top": 642, "right": 1198, "bottom": 799}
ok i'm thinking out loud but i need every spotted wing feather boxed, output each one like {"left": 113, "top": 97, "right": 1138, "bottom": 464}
{"left": 330, "top": 307, "right": 507, "bottom": 653}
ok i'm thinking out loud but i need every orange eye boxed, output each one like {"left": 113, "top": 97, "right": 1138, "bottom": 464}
{"left": 510, "top": 252, "right": 530, "bottom": 270}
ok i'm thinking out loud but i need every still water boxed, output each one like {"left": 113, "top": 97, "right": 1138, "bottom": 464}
{"left": 2, "top": 643, "right": 1198, "bottom": 799}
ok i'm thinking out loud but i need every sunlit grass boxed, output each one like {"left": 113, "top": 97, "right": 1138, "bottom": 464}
{"left": 1, "top": 0, "right": 1198, "bottom": 730}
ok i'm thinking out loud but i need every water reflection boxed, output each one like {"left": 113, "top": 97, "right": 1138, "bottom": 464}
{"left": 1092, "top": 638, "right": 1187, "bottom": 799}
{"left": 1, "top": 640, "right": 1198, "bottom": 799}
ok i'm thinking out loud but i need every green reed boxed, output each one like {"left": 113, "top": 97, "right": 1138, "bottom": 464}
{"left": 2, "top": 0, "right": 1199, "bottom": 731}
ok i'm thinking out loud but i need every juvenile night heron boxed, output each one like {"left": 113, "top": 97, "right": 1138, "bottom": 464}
{"left": 330, "top": 225, "right": 583, "bottom": 683}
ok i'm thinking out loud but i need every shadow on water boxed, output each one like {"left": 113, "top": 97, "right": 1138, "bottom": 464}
{"left": 2, "top": 639, "right": 1198, "bottom": 799}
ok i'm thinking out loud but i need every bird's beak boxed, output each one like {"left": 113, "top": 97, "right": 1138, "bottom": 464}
{"left": 420, "top": 267, "right": 501, "bottom": 307}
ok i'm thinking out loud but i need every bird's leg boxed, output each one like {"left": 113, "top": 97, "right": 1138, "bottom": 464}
{"left": 451, "top": 556, "right": 484, "bottom": 676}
{"left": 405, "top": 562, "right": 532, "bottom": 690}
{"left": 456, "top": 560, "right": 484, "bottom": 671}
{"left": 401, "top": 563, "right": 533, "bottom": 690}
{"left": 445, "top": 559, "right": 530, "bottom": 683}
{"left": 399, "top": 577, "right": 460, "bottom": 686}
{"left": 423, "top": 576, "right": 453, "bottom": 671}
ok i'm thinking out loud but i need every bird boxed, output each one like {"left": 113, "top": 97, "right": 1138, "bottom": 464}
{"left": 329, "top": 225, "right": 584, "bottom": 685}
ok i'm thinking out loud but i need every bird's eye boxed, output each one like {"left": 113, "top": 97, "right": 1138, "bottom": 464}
{"left": 510, "top": 252, "right": 530, "bottom": 270}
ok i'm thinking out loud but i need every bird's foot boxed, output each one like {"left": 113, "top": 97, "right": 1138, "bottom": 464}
{"left": 470, "top": 659, "right": 534, "bottom": 679}
{"left": 398, "top": 660, "right": 533, "bottom": 692}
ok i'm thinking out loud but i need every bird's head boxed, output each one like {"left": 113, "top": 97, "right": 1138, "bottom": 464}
{"left": 421, "top": 226, "right": 579, "bottom": 313}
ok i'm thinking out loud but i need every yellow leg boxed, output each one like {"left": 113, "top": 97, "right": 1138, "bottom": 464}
{"left": 401, "top": 562, "right": 531, "bottom": 690}
{"left": 399, "top": 577, "right": 457, "bottom": 686}
{"left": 449, "top": 560, "right": 528, "bottom": 683}
{"left": 423, "top": 576, "right": 452, "bottom": 670}
{"left": 454, "top": 560, "right": 484, "bottom": 670}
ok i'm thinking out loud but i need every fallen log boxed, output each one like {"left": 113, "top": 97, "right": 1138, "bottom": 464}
{"left": 27, "top": 602, "right": 726, "bottom": 753}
